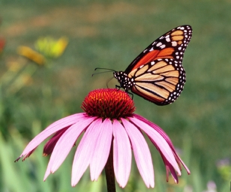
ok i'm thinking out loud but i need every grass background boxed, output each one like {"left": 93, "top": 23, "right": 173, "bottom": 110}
{"left": 1, "top": 0, "right": 231, "bottom": 191}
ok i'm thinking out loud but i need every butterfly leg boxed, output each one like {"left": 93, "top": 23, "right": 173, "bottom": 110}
{"left": 127, "top": 91, "right": 134, "bottom": 99}
{"left": 115, "top": 85, "right": 134, "bottom": 99}
{"left": 115, "top": 85, "right": 121, "bottom": 90}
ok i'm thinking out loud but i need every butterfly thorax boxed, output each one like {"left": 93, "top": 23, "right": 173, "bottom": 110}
{"left": 113, "top": 71, "right": 135, "bottom": 92}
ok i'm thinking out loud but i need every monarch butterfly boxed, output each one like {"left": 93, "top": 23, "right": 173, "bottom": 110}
{"left": 113, "top": 25, "right": 192, "bottom": 105}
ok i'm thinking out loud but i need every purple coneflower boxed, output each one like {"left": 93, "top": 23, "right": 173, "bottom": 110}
{"left": 16, "top": 88, "right": 190, "bottom": 191}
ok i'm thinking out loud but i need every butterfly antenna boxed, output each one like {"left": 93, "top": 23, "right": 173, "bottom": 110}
{"left": 94, "top": 67, "right": 116, "bottom": 72}
{"left": 92, "top": 68, "right": 116, "bottom": 77}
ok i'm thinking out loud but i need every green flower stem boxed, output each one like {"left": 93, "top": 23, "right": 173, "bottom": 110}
{"left": 105, "top": 144, "right": 116, "bottom": 192}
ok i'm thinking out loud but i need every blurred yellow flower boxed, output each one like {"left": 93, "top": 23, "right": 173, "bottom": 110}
{"left": 17, "top": 46, "right": 45, "bottom": 65}
{"left": 35, "top": 36, "right": 68, "bottom": 58}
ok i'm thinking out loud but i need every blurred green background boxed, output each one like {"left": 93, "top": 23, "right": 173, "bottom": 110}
{"left": 1, "top": 0, "right": 231, "bottom": 191}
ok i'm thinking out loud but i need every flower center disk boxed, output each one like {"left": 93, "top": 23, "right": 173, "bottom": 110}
{"left": 81, "top": 88, "right": 135, "bottom": 119}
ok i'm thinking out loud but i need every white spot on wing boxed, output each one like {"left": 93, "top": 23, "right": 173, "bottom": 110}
{"left": 156, "top": 42, "right": 162, "bottom": 47}
{"left": 160, "top": 44, "right": 166, "bottom": 49}
{"left": 172, "top": 41, "right": 177, "bottom": 47}
{"left": 166, "top": 37, "right": 171, "bottom": 42}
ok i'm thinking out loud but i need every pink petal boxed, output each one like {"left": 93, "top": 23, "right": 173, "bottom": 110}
{"left": 160, "top": 153, "right": 179, "bottom": 183}
{"left": 121, "top": 118, "right": 154, "bottom": 188}
{"left": 129, "top": 116, "right": 181, "bottom": 175}
{"left": 44, "top": 116, "right": 95, "bottom": 180}
{"left": 133, "top": 114, "right": 172, "bottom": 143}
{"left": 19, "top": 113, "right": 85, "bottom": 159}
{"left": 133, "top": 114, "right": 190, "bottom": 175}
{"left": 71, "top": 118, "right": 104, "bottom": 186}
{"left": 90, "top": 118, "right": 113, "bottom": 181}
{"left": 174, "top": 154, "right": 190, "bottom": 174}
{"left": 43, "top": 128, "right": 68, "bottom": 155}
{"left": 112, "top": 120, "right": 132, "bottom": 188}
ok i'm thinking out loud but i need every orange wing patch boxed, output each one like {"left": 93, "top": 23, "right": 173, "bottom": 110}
{"left": 148, "top": 61, "right": 168, "bottom": 72}
{"left": 172, "top": 36, "right": 184, "bottom": 41}
{"left": 132, "top": 48, "right": 175, "bottom": 70}
{"left": 155, "top": 48, "right": 174, "bottom": 58}
{"left": 154, "top": 65, "right": 175, "bottom": 74}
{"left": 160, "top": 70, "right": 179, "bottom": 78}
{"left": 171, "top": 30, "right": 184, "bottom": 44}
{"left": 165, "top": 77, "right": 179, "bottom": 84}
{"left": 132, "top": 85, "right": 166, "bottom": 103}
{"left": 135, "top": 73, "right": 164, "bottom": 81}
{"left": 134, "top": 65, "right": 150, "bottom": 76}
{"left": 155, "top": 81, "right": 176, "bottom": 92}
{"left": 132, "top": 50, "right": 160, "bottom": 70}
{"left": 128, "top": 68, "right": 138, "bottom": 78}
{"left": 171, "top": 30, "right": 184, "bottom": 36}
{"left": 135, "top": 82, "right": 170, "bottom": 98}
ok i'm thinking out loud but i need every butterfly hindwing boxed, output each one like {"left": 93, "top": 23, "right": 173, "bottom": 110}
{"left": 130, "top": 58, "right": 185, "bottom": 105}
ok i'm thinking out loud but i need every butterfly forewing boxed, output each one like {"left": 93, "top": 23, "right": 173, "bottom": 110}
{"left": 125, "top": 25, "right": 192, "bottom": 74}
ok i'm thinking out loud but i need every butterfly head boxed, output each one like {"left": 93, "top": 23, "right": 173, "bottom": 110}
{"left": 113, "top": 71, "right": 135, "bottom": 92}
